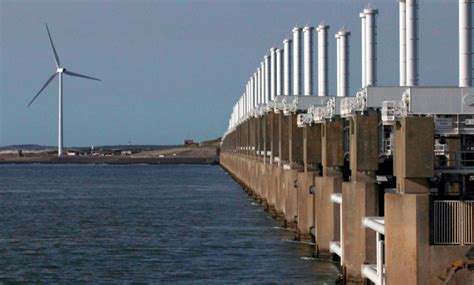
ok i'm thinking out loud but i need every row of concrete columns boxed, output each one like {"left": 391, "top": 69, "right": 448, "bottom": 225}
{"left": 220, "top": 109, "right": 459, "bottom": 284}
{"left": 221, "top": 1, "right": 474, "bottom": 283}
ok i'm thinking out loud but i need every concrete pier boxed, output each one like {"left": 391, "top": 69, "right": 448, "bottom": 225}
{"left": 221, "top": 106, "right": 473, "bottom": 284}
{"left": 221, "top": 2, "right": 474, "bottom": 283}
{"left": 315, "top": 118, "right": 345, "bottom": 255}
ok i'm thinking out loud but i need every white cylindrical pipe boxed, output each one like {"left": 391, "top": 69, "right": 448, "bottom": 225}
{"left": 256, "top": 66, "right": 262, "bottom": 106}
{"left": 335, "top": 33, "right": 341, "bottom": 97}
{"left": 460, "top": 0, "right": 472, "bottom": 87}
{"left": 253, "top": 72, "right": 257, "bottom": 107}
{"left": 303, "top": 26, "right": 314, "bottom": 96}
{"left": 241, "top": 96, "right": 243, "bottom": 119}
{"left": 238, "top": 98, "right": 240, "bottom": 121}
{"left": 360, "top": 12, "right": 366, "bottom": 88}
{"left": 244, "top": 91, "right": 247, "bottom": 116}
{"left": 317, "top": 24, "right": 329, "bottom": 96}
{"left": 293, "top": 27, "right": 302, "bottom": 95}
{"left": 406, "top": 0, "right": 418, "bottom": 86}
{"left": 250, "top": 75, "right": 254, "bottom": 109}
{"left": 270, "top": 48, "right": 276, "bottom": 100}
{"left": 250, "top": 81, "right": 253, "bottom": 110}
{"left": 247, "top": 90, "right": 250, "bottom": 115}
{"left": 249, "top": 77, "right": 253, "bottom": 110}
{"left": 276, "top": 48, "right": 283, "bottom": 96}
{"left": 264, "top": 55, "right": 270, "bottom": 103}
{"left": 283, "top": 39, "right": 292, "bottom": 95}
{"left": 261, "top": 66, "right": 264, "bottom": 104}
{"left": 365, "top": 8, "right": 378, "bottom": 87}
{"left": 252, "top": 75, "right": 256, "bottom": 108}
{"left": 245, "top": 82, "right": 249, "bottom": 113}
{"left": 399, "top": 0, "right": 407, "bottom": 86}
{"left": 337, "top": 29, "right": 350, "bottom": 97}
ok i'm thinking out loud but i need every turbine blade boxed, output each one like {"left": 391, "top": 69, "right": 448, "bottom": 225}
{"left": 45, "top": 24, "right": 61, "bottom": 68}
{"left": 27, "top": 72, "right": 58, "bottom": 107}
{"left": 64, "top": 70, "right": 101, "bottom": 81}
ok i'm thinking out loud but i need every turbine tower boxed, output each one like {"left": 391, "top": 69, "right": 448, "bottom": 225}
{"left": 28, "top": 24, "right": 101, "bottom": 156}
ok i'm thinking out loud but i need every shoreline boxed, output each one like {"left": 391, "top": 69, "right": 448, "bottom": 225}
{"left": 0, "top": 156, "right": 219, "bottom": 165}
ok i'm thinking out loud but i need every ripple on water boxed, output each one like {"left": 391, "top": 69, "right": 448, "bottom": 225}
{"left": 0, "top": 164, "right": 339, "bottom": 283}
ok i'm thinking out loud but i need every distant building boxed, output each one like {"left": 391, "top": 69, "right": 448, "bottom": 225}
{"left": 184, "top": 139, "right": 194, "bottom": 145}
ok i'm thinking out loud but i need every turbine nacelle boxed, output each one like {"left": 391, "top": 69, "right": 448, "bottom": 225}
{"left": 57, "top": 67, "right": 65, "bottom": 73}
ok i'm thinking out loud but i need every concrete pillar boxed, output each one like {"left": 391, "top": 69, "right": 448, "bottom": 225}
{"left": 386, "top": 116, "right": 434, "bottom": 284}
{"left": 279, "top": 114, "right": 289, "bottom": 164}
{"left": 250, "top": 117, "right": 256, "bottom": 157}
{"left": 304, "top": 124, "right": 322, "bottom": 171}
{"left": 385, "top": 193, "right": 430, "bottom": 284}
{"left": 245, "top": 118, "right": 252, "bottom": 156}
{"left": 296, "top": 124, "right": 322, "bottom": 241}
{"left": 256, "top": 115, "right": 261, "bottom": 158}
{"left": 270, "top": 112, "right": 279, "bottom": 164}
{"left": 288, "top": 114, "right": 304, "bottom": 168}
{"left": 342, "top": 111, "right": 379, "bottom": 284}
{"left": 263, "top": 113, "right": 271, "bottom": 164}
{"left": 393, "top": 117, "right": 434, "bottom": 193}
{"left": 315, "top": 118, "right": 345, "bottom": 254}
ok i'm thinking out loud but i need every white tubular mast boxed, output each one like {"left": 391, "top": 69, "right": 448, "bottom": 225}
{"left": 261, "top": 66, "right": 264, "bottom": 104}
{"left": 270, "top": 48, "right": 276, "bottom": 100}
{"left": 283, "top": 39, "right": 292, "bottom": 95}
{"left": 360, "top": 12, "right": 366, "bottom": 87}
{"left": 264, "top": 55, "right": 270, "bottom": 103}
{"left": 459, "top": 0, "right": 472, "bottom": 87}
{"left": 336, "top": 29, "right": 350, "bottom": 97}
{"left": 317, "top": 24, "right": 329, "bottom": 96}
{"left": 406, "top": 0, "right": 418, "bottom": 86}
{"left": 399, "top": 0, "right": 407, "bottom": 86}
{"left": 303, "top": 26, "right": 314, "bottom": 96}
{"left": 252, "top": 71, "right": 258, "bottom": 106}
{"left": 364, "top": 7, "right": 378, "bottom": 87}
{"left": 276, "top": 48, "right": 283, "bottom": 96}
{"left": 257, "top": 67, "right": 261, "bottom": 105}
{"left": 293, "top": 27, "right": 302, "bottom": 95}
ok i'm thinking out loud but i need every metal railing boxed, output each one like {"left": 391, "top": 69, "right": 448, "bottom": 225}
{"left": 382, "top": 137, "right": 393, "bottom": 156}
{"left": 341, "top": 96, "right": 365, "bottom": 117}
{"left": 329, "top": 193, "right": 343, "bottom": 263}
{"left": 381, "top": 100, "right": 407, "bottom": 125}
{"left": 434, "top": 115, "right": 474, "bottom": 135}
{"left": 433, "top": 200, "right": 474, "bottom": 245}
{"left": 435, "top": 150, "right": 474, "bottom": 172}
{"left": 361, "top": 217, "right": 385, "bottom": 285}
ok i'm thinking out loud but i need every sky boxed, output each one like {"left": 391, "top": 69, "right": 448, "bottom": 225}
{"left": 0, "top": 0, "right": 460, "bottom": 146}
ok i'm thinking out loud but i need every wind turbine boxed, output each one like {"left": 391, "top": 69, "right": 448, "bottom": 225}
{"left": 28, "top": 24, "right": 101, "bottom": 157}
